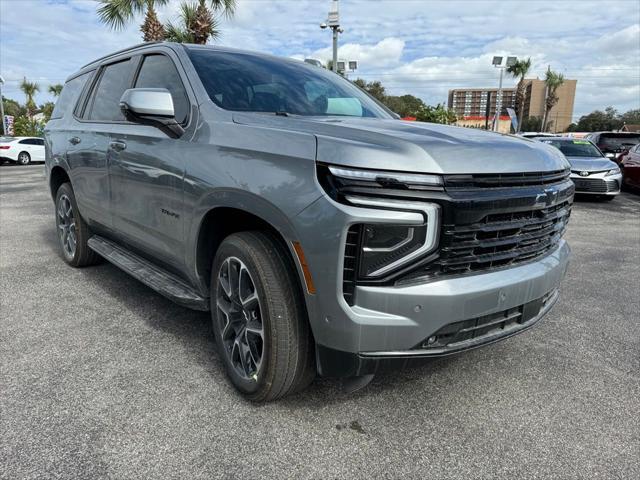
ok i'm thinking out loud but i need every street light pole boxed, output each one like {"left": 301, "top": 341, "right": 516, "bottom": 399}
{"left": 0, "top": 75, "right": 5, "bottom": 136}
{"left": 332, "top": 27, "right": 338, "bottom": 73}
{"left": 491, "top": 56, "right": 517, "bottom": 132}
{"left": 321, "top": 0, "right": 343, "bottom": 73}
{"left": 494, "top": 67, "right": 504, "bottom": 132}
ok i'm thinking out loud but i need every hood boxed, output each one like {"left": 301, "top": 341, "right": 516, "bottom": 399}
{"left": 232, "top": 113, "right": 570, "bottom": 174}
{"left": 567, "top": 157, "right": 617, "bottom": 172}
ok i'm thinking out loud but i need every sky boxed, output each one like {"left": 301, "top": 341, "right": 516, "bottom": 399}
{"left": 1, "top": 0, "right": 639, "bottom": 123}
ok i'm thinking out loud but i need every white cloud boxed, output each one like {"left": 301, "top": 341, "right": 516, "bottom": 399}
{"left": 303, "top": 37, "right": 405, "bottom": 68}
{"left": 0, "top": 0, "right": 638, "bottom": 120}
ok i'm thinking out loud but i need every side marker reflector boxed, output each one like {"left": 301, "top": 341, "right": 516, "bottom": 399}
{"left": 292, "top": 241, "right": 316, "bottom": 295}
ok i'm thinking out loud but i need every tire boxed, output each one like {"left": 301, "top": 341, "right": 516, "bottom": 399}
{"left": 54, "top": 183, "right": 101, "bottom": 267}
{"left": 17, "top": 151, "right": 31, "bottom": 165}
{"left": 211, "top": 231, "right": 315, "bottom": 402}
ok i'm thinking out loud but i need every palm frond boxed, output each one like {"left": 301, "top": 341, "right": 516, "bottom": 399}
{"left": 48, "top": 84, "right": 64, "bottom": 97}
{"left": 97, "top": 0, "right": 136, "bottom": 30}
{"left": 165, "top": 22, "right": 194, "bottom": 43}
{"left": 208, "top": 0, "right": 236, "bottom": 18}
{"left": 96, "top": 0, "right": 170, "bottom": 30}
{"left": 19, "top": 77, "right": 40, "bottom": 97}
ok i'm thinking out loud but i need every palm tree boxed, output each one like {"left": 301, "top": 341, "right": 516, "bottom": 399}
{"left": 190, "top": 0, "right": 235, "bottom": 44}
{"left": 541, "top": 67, "right": 565, "bottom": 132}
{"left": 19, "top": 77, "right": 40, "bottom": 118}
{"left": 48, "top": 84, "right": 64, "bottom": 97}
{"left": 97, "top": 0, "right": 168, "bottom": 42}
{"left": 165, "top": 2, "right": 219, "bottom": 43}
{"left": 506, "top": 57, "right": 531, "bottom": 133}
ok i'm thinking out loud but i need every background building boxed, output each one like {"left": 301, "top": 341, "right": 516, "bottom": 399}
{"left": 448, "top": 78, "right": 577, "bottom": 133}
{"left": 521, "top": 78, "right": 577, "bottom": 133}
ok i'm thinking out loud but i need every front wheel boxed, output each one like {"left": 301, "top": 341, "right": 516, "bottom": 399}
{"left": 17, "top": 151, "right": 31, "bottom": 165}
{"left": 211, "top": 231, "right": 315, "bottom": 402}
{"left": 54, "top": 183, "right": 101, "bottom": 267}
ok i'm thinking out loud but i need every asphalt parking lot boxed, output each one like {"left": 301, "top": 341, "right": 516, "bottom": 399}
{"left": 1, "top": 164, "right": 638, "bottom": 479}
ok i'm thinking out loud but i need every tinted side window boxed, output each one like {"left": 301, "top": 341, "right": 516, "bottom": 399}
{"left": 51, "top": 72, "right": 91, "bottom": 120}
{"left": 35, "top": 139, "right": 45, "bottom": 146}
{"left": 19, "top": 139, "right": 32, "bottom": 144}
{"left": 89, "top": 60, "right": 135, "bottom": 121}
{"left": 134, "top": 55, "right": 189, "bottom": 124}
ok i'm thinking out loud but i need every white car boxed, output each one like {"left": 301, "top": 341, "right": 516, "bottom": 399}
{"left": 0, "top": 136, "right": 45, "bottom": 165}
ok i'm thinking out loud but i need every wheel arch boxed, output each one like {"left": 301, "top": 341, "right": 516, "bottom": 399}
{"left": 194, "top": 206, "right": 303, "bottom": 295}
{"left": 49, "top": 165, "right": 71, "bottom": 198}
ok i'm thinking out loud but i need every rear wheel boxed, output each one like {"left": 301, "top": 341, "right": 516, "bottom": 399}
{"left": 55, "top": 183, "right": 101, "bottom": 267}
{"left": 17, "top": 152, "right": 31, "bottom": 165}
{"left": 211, "top": 231, "right": 315, "bottom": 402}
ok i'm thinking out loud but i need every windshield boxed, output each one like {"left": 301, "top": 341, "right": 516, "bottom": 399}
{"left": 0, "top": 136, "right": 16, "bottom": 143}
{"left": 187, "top": 48, "right": 393, "bottom": 118}
{"left": 541, "top": 139, "right": 603, "bottom": 157}
{"left": 599, "top": 134, "right": 640, "bottom": 148}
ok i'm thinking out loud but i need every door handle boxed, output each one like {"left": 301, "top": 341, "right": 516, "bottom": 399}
{"left": 69, "top": 136, "right": 81, "bottom": 145}
{"left": 109, "top": 141, "right": 127, "bottom": 152}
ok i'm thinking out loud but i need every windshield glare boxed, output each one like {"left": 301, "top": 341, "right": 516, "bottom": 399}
{"left": 187, "top": 48, "right": 392, "bottom": 118}
{"left": 542, "top": 139, "right": 603, "bottom": 158}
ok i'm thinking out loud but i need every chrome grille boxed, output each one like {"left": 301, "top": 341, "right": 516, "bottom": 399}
{"left": 572, "top": 177, "right": 618, "bottom": 193}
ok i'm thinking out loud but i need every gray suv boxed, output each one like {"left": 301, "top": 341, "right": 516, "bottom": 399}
{"left": 45, "top": 43, "right": 573, "bottom": 401}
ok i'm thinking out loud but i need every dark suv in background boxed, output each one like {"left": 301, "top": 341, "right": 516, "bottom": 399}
{"left": 45, "top": 42, "right": 573, "bottom": 401}
{"left": 585, "top": 132, "right": 640, "bottom": 162}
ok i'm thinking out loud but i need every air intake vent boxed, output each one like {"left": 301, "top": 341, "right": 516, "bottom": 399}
{"left": 343, "top": 226, "right": 361, "bottom": 305}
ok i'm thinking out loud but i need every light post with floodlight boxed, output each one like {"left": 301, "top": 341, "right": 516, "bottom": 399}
{"left": 320, "top": 0, "right": 343, "bottom": 73}
{"left": 492, "top": 56, "right": 517, "bottom": 132}
{"left": 0, "top": 75, "right": 5, "bottom": 136}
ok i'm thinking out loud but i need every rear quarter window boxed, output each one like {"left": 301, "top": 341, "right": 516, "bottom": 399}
{"left": 50, "top": 72, "right": 91, "bottom": 120}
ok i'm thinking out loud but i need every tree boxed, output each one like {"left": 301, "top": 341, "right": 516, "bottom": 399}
{"left": 520, "top": 116, "right": 543, "bottom": 132}
{"left": 165, "top": 0, "right": 235, "bottom": 44}
{"left": 541, "top": 67, "right": 565, "bottom": 132}
{"left": 40, "top": 102, "right": 56, "bottom": 122}
{"left": 19, "top": 77, "right": 40, "bottom": 118}
{"left": 97, "top": 0, "right": 169, "bottom": 42}
{"left": 13, "top": 116, "right": 44, "bottom": 137}
{"left": 506, "top": 57, "right": 531, "bottom": 133}
{"left": 415, "top": 104, "right": 457, "bottom": 125}
{"left": 620, "top": 109, "right": 640, "bottom": 126}
{"left": 48, "top": 84, "right": 63, "bottom": 97}
{"left": 574, "top": 107, "right": 622, "bottom": 132}
{"left": 385, "top": 94, "right": 426, "bottom": 118}
{"left": 352, "top": 78, "right": 386, "bottom": 102}
{"left": 2, "top": 96, "right": 26, "bottom": 118}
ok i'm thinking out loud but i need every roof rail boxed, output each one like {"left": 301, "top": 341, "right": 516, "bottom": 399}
{"left": 80, "top": 41, "right": 177, "bottom": 69}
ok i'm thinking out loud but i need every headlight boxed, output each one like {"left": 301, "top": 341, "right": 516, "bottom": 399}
{"left": 317, "top": 164, "right": 442, "bottom": 279}
{"left": 605, "top": 168, "right": 621, "bottom": 176}
{"left": 328, "top": 165, "right": 443, "bottom": 188}
{"left": 345, "top": 196, "right": 440, "bottom": 278}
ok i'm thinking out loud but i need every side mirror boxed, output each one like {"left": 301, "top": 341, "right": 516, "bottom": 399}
{"left": 120, "top": 88, "right": 184, "bottom": 138}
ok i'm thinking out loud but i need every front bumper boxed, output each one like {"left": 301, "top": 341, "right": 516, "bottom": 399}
{"left": 317, "top": 288, "right": 560, "bottom": 377}
{"left": 297, "top": 186, "right": 572, "bottom": 372}
{"left": 571, "top": 171, "right": 621, "bottom": 195}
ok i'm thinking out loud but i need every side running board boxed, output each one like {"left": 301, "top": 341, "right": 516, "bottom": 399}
{"left": 88, "top": 235, "right": 209, "bottom": 311}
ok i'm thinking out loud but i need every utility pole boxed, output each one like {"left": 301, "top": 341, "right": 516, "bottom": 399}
{"left": 320, "top": 0, "right": 343, "bottom": 73}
